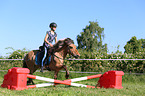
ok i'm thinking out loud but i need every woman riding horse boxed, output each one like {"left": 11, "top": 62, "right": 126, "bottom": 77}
{"left": 23, "top": 38, "right": 80, "bottom": 84}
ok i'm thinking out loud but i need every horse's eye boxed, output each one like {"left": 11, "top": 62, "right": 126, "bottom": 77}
{"left": 69, "top": 46, "right": 73, "bottom": 49}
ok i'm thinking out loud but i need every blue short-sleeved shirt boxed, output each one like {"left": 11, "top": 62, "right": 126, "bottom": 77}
{"left": 43, "top": 31, "right": 57, "bottom": 48}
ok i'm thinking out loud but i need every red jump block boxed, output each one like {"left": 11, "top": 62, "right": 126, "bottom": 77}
{"left": 97, "top": 71, "right": 124, "bottom": 89}
{"left": 1, "top": 67, "right": 30, "bottom": 90}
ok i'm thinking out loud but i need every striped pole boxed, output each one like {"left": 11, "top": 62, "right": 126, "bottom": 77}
{"left": 28, "top": 82, "right": 95, "bottom": 88}
{"left": 27, "top": 74, "right": 102, "bottom": 88}
{"left": 66, "top": 74, "right": 102, "bottom": 82}
{"left": 28, "top": 83, "right": 54, "bottom": 88}
{"left": 54, "top": 74, "right": 102, "bottom": 86}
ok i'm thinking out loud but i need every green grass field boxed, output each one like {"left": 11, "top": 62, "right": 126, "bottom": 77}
{"left": 0, "top": 71, "right": 145, "bottom": 96}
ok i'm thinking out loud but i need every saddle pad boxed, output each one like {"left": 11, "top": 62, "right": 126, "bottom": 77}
{"left": 35, "top": 52, "right": 42, "bottom": 65}
{"left": 35, "top": 52, "right": 51, "bottom": 66}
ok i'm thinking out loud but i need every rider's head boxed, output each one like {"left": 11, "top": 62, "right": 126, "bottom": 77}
{"left": 49, "top": 22, "right": 57, "bottom": 31}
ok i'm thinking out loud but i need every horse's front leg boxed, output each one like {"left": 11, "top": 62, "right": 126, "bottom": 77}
{"left": 63, "top": 65, "right": 69, "bottom": 79}
{"left": 54, "top": 71, "right": 58, "bottom": 79}
{"left": 54, "top": 71, "right": 59, "bottom": 86}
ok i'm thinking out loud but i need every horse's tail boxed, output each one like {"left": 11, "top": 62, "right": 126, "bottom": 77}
{"left": 23, "top": 55, "right": 28, "bottom": 68}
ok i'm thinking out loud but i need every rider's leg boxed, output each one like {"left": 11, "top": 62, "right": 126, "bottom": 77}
{"left": 40, "top": 47, "right": 47, "bottom": 72}
{"left": 43, "top": 47, "right": 51, "bottom": 71}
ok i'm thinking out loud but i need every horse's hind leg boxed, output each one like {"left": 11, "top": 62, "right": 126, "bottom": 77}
{"left": 27, "top": 66, "right": 39, "bottom": 85}
{"left": 27, "top": 78, "right": 35, "bottom": 85}
{"left": 23, "top": 61, "right": 35, "bottom": 84}
{"left": 27, "top": 73, "right": 35, "bottom": 85}
{"left": 63, "top": 65, "right": 69, "bottom": 79}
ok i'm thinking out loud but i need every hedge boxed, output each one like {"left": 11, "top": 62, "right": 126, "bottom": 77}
{"left": 0, "top": 50, "right": 144, "bottom": 73}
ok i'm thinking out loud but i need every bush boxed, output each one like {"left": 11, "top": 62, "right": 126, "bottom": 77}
{"left": 0, "top": 49, "right": 144, "bottom": 73}
{"left": 0, "top": 60, "right": 22, "bottom": 70}
{"left": 64, "top": 50, "right": 145, "bottom": 73}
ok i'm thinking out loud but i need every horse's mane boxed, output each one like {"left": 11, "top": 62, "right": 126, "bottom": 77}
{"left": 53, "top": 38, "right": 74, "bottom": 49}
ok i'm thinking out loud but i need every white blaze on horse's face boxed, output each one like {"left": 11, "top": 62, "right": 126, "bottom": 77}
{"left": 68, "top": 44, "right": 80, "bottom": 58}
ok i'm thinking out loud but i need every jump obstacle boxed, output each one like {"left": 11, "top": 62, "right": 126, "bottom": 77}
{"left": 1, "top": 67, "right": 124, "bottom": 90}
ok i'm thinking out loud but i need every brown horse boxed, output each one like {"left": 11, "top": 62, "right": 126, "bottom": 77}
{"left": 23, "top": 38, "right": 80, "bottom": 84}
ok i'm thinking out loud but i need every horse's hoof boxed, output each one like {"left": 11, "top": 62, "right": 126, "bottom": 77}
{"left": 32, "top": 81, "right": 35, "bottom": 85}
{"left": 27, "top": 81, "right": 31, "bottom": 84}
{"left": 27, "top": 80, "right": 35, "bottom": 85}
{"left": 65, "top": 75, "right": 69, "bottom": 79}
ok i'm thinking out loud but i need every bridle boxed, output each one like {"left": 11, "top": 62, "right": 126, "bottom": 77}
{"left": 53, "top": 44, "right": 74, "bottom": 60}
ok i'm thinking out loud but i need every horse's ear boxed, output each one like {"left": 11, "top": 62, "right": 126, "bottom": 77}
{"left": 58, "top": 41, "right": 64, "bottom": 46}
{"left": 64, "top": 38, "right": 70, "bottom": 45}
{"left": 64, "top": 38, "right": 73, "bottom": 45}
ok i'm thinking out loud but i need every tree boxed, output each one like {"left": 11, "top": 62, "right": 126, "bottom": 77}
{"left": 124, "top": 36, "right": 144, "bottom": 54}
{"left": 77, "top": 21, "right": 107, "bottom": 53}
{"left": 140, "top": 39, "right": 145, "bottom": 48}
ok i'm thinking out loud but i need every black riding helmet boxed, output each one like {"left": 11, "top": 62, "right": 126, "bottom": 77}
{"left": 49, "top": 22, "right": 57, "bottom": 28}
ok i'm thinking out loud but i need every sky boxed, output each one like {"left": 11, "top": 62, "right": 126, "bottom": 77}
{"left": 0, "top": 0, "right": 145, "bottom": 56}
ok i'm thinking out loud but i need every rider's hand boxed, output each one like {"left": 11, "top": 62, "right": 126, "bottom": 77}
{"left": 50, "top": 44, "right": 53, "bottom": 47}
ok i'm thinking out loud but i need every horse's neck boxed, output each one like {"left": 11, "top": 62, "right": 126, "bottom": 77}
{"left": 57, "top": 49, "right": 67, "bottom": 59}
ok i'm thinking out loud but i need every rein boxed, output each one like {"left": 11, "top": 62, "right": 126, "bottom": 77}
{"left": 53, "top": 52, "right": 71, "bottom": 61}
{"left": 53, "top": 54, "right": 64, "bottom": 60}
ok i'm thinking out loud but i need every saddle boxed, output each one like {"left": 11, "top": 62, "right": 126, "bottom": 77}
{"left": 35, "top": 46, "right": 45, "bottom": 65}
{"left": 35, "top": 46, "right": 51, "bottom": 66}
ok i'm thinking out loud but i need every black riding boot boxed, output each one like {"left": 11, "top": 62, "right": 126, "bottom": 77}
{"left": 39, "top": 46, "right": 45, "bottom": 73}
{"left": 40, "top": 61, "right": 44, "bottom": 72}
{"left": 40, "top": 58, "right": 46, "bottom": 72}
{"left": 40, "top": 66, "right": 44, "bottom": 72}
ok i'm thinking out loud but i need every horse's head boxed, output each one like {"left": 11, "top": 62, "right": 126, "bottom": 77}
{"left": 64, "top": 38, "right": 80, "bottom": 58}
{"left": 52, "top": 38, "right": 80, "bottom": 58}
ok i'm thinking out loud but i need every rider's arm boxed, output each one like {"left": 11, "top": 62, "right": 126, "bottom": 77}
{"left": 55, "top": 36, "right": 57, "bottom": 43}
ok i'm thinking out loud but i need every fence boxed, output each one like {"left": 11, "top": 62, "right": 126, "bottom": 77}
{"left": 1, "top": 59, "right": 145, "bottom": 61}
{"left": 0, "top": 59, "right": 145, "bottom": 74}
